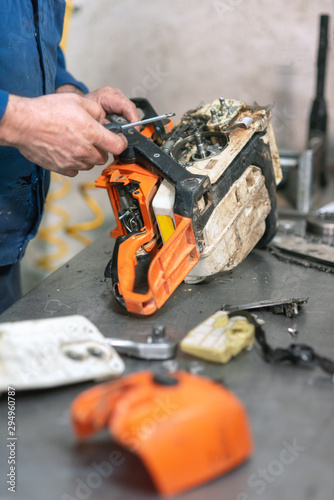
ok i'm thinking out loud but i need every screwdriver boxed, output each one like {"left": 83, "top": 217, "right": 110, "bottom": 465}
{"left": 104, "top": 113, "right": 175, "bottom": 134}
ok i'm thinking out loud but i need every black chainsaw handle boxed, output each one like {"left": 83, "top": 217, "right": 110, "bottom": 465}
{"left": 130, "top": 98, "right": 166, "bottom": 139}
{"left": 130, "top": 97, "right": 159, "bottom": 120}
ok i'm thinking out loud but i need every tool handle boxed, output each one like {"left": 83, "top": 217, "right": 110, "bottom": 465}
{"left": 105, "top": 338, "right": 177, "bottom": 360}
{"left": 316, "top": 14, "right": 329, "bottom": 98}
{"left": 308, "top": 14, "right": 330, "bottom": 186}
{"left": 309, "top": 15, "right": 329, "bottom": 135}
{"left": 106, "top": 339, "right": 140, "bottom": 357}
{"left": 104, "top": 122, "right": 123, "bottom": 134}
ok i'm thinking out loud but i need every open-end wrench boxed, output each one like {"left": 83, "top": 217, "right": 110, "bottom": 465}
{"left": 106, "top": 325, "right": 178, "bottom": 360}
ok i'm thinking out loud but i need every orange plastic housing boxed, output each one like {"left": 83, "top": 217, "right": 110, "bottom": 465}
{"left": 71, "top": 371, "right": 253, "bottom": 496}
{"left": 96, "top": 152, "right": 199, "bottom": 315}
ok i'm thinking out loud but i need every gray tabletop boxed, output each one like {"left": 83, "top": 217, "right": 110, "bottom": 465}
{"left": 0, "top": 229, "right": 333, "bottom": 500}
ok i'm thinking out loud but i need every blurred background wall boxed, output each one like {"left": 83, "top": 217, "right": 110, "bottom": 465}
{"left": 67, "top": 0, "right": 334, "bottom": 158}
{"left": 22, "top": 0, "right": 334, "bottom": 292}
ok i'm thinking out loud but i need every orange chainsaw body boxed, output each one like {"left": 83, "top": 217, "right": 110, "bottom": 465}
{"left": 71, "top": 370, "right": 253, "bottom": 496}
{"left": 96, "top": 123, "right": 199, "bottom": 316}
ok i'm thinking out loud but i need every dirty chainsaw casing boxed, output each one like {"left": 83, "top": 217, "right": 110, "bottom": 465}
{"left": 96, "top": 97, "right": 282, "bottom": 315}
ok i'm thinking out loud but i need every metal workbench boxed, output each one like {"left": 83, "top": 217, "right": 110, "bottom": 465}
{"left": 0, "top": 229, "right": 333, "bottom": 500}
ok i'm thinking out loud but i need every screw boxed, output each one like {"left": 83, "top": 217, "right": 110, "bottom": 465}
{"left": 219, "top": 96, "right": 225, "bottom": 115}
{"left": 210, "top": 108, "right": 219, "bottom": 124}
{"left": 288, "top": 326, "right": 298, "bottom": 337}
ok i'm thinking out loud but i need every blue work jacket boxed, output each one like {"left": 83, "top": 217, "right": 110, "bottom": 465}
{"left": 0, "top": 0, "right": 88, "bottom": 266}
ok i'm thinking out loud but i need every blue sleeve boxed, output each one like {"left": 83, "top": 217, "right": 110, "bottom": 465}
{"left": 55, "top": 46, "right": 89, "bottom": 94}
{"left": 0, "top": 89, "right": 9, "bottom": 121}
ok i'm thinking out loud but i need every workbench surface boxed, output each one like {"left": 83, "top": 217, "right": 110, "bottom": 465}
{"left": 0, "top": 230, "right": 333, "bottom": 500}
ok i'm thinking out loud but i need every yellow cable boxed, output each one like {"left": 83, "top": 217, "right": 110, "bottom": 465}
{"left": 59, "top": 0, "right": 74, "bottom": 52}
{"left": 65, "top": 182, "right": 105, "bottom": 246}
{"left": 37, "top": 173, "right": 72, "bottom": 272}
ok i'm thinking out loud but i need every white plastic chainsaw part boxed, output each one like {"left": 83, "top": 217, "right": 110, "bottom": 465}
{"left": 0, "top": 315, "right": 124, "bottom": 392}
{"left": 152, "top": 179, "right": 176, "bottom": 243}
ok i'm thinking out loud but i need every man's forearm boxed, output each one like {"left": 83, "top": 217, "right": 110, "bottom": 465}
{"left": 0, "top": 94, "right": 21, "bottom": 146}
{"left": 55, "top": 84, "right": 86, "bottom": 96}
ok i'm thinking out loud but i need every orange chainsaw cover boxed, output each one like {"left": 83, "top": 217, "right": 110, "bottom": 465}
{"left": 71, "top": 370, "right": 253, "bottom": 496}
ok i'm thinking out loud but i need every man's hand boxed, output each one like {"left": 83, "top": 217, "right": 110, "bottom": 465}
{"left": 84, "top": 86, "right": 139, "bottom": 125}
{"left": 56, "top": 84, "right": 140, "bottom": 128}
{"left": 0, "top": 86, "right": 139, "bottom": 177}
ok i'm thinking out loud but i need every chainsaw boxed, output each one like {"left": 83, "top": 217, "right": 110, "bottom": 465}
{"left": 96, "top": 97, "right": 282, "bottom": 315}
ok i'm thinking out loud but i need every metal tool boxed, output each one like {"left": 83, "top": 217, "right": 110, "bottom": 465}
{"left": 278, "top": 15, "right": 330, "bottom": 212}
{"left": 222, "top": 297, "right": 309, "bottom": 318}
{"left": 105, "top": 113, "right": 175, "bottom": 134}
{"left": 106, "top": 325, "right": 178, "bottom": 360}
{"left": 308, "top": 14, "right": 329, "bottom": 187}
